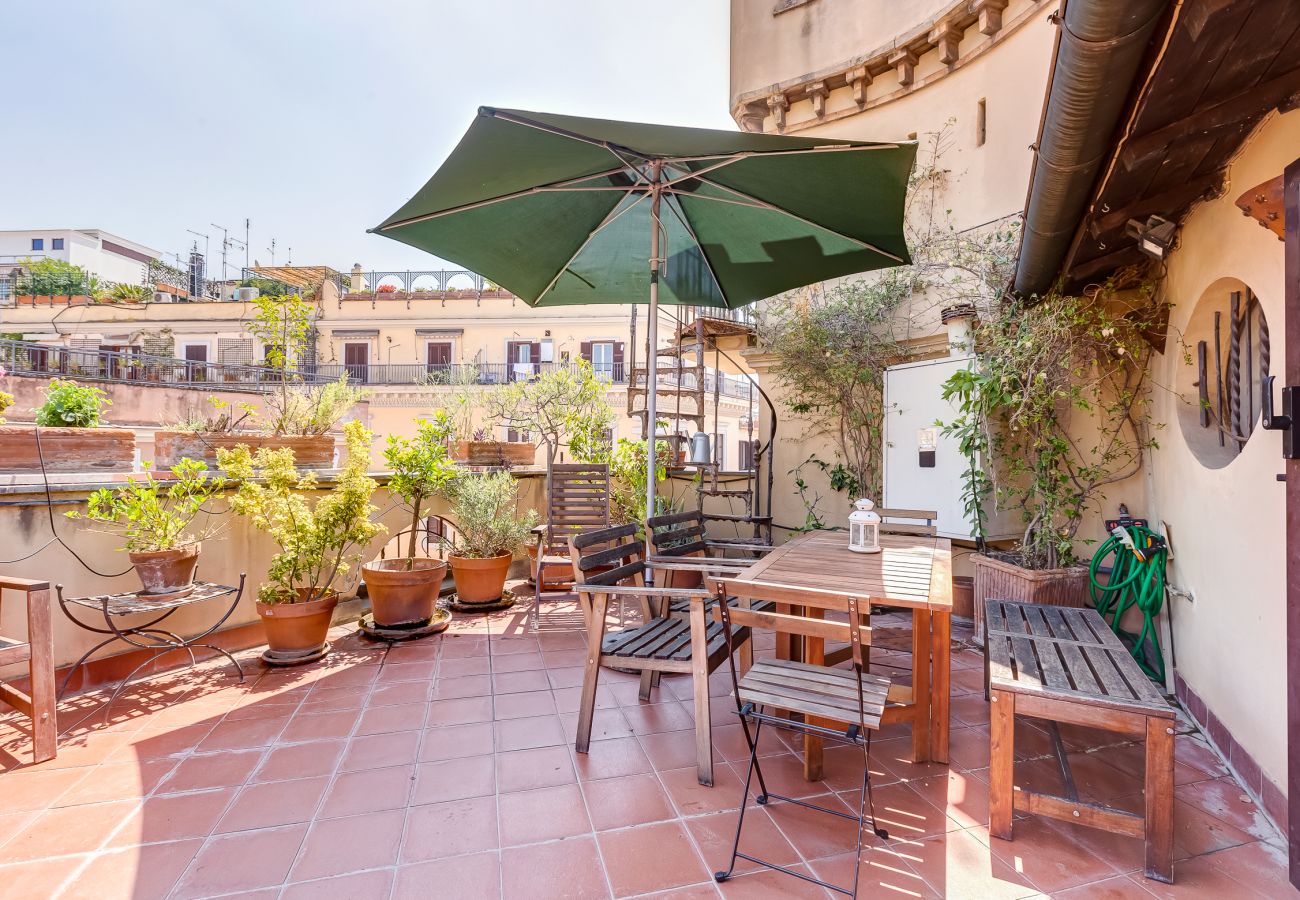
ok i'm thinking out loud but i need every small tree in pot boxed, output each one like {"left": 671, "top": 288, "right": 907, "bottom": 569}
{"left": 445, "top": 471, "right": 538, "bottom": 605}
{"left": 219, "top": 420, "right": 383, "bottom": 664}
{"left": 362, "top": 413, "right": 459, "bottom": 629}
{"left": 66, "top": 458, "right": 226, "bottom": 595}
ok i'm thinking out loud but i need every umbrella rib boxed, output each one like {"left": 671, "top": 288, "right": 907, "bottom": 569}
{"left": 660, "top": 194, "right": 731, "bottom": 308}
{"left": 485, "top": 108, "right": 656, "bottom": 176}
{"left": 666, "top": 143, "right": 901, "bottom": 165}
{"left": 531, "top": 191, "right": 652, "bottom": 304}
{"left": 685, "top": 172, "right": 907, "bottom": 264}
{"left": 376, "top": 164, "right": 636, "bottom": 230}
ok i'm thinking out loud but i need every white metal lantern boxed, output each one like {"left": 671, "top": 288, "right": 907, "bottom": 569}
{"left": 848, "top": 498, "right": 881, "bottom": 554}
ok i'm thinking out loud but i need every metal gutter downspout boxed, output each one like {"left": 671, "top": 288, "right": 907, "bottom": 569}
{"left": 1012, "top": 0, "right": 1171, "bottom": 297}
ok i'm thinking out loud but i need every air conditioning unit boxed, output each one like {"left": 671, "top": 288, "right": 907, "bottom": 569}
{"left": 152, "top": 292, "right": 175, "bottom": 303}
{"left": 233, "top": 286, "right": 259, "bottom": 302}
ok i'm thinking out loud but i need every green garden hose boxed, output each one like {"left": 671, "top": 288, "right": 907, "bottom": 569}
{"left": 1088, "top": 523, "right": 1167, "bottom": 682}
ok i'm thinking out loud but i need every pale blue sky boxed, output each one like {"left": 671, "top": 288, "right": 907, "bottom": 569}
{"left": 0, "top": 1, "right": 733, "bottom": 273}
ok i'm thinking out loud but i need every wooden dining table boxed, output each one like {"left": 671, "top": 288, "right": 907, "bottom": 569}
{"left": 728, "top": 529, "right": 953, "bottom": 780}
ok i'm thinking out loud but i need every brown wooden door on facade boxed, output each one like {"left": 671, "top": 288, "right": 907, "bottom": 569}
{"left": 1284, "top": 157, "right": 1300, "bottom": 887}
{"left": 184, "top": 344, "right": 208, "bottom": 382}
{"left": 507, "top": 340, "right": 540, "bottom": 381}
{"left": 344, "top": 342, "right": 369, "bottom": 383}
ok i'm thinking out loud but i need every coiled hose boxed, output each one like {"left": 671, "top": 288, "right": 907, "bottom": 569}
{"left": 1088, "top": 524, "right": 1167, "bottom": 682}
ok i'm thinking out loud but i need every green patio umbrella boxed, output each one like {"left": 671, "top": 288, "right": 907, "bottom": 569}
{"left": 372, "top": 107, "right": 915, "bottom": 527}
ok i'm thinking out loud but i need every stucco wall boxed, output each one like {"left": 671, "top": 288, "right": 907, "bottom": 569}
{"left": 1148, "top": 110, "right": 1298, "bottom": 787}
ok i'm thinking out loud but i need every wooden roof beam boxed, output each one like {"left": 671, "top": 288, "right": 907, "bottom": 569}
{"left": 1120, "top": 65, "right": 1300, "bottom": 170}
{"left": 1087, "top": 174, "right": 1225, "bottom": 238}
{"left": 1066, "top": 245, "right": 1147, "bottom": 284}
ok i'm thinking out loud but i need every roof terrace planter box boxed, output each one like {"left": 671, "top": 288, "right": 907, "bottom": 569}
{"left": 971, "top": 552, "right": 1090, "bottom": 646}
{"left": 154, "top": 432, "right": 335, "bottom": 470}
{"left": 451, "top": 440, "right": 536, "bottom": 467}
{"left": 0, "top": 425, "right": 135, "bottom": 473}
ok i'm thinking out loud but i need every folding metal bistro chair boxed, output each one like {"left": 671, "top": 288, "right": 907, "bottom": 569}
{"left": 709, "top": 577, "right": 891, "bottom": 897}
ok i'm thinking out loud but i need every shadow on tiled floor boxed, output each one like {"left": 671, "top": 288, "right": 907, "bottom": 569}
{"left": 0, "top": 592, "right": 1292, "bottom": 898}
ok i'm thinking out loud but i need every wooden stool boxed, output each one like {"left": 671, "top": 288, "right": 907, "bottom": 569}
{"left": 985, "top": 599, "right": 1175, "bottom": 883}
{"left": 0, "top": 578, "right": 57, "bottom": 763}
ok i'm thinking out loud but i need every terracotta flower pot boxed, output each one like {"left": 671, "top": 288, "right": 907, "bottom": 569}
{"left": 451, "top": 440, "right": 536, "bottom": 466}
{"left": 256, "top": 590, "right": 339, "bottom": 656}
{"left": 129, "top": 543, "right": 201, "bottom": 595}
{"left": 971, "top": 553, "right": 1089, "bottom": 644}
{"left": 0, "top": 425, "right": 135, "bottom": 473}
{"left": 154, "top": 431, "right": 335, "bottom": 470}
{"left": 361, "top": 558, "right": 448, "bottom": 627}
{"left": 448, "top": 553, "right": 513, "bottom": 604}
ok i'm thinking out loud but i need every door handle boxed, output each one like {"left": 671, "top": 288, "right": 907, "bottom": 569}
{"left": 1262, "top": 375, "right": 1300, "bottom": 459}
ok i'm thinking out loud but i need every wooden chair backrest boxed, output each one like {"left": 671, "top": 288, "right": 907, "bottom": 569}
{"left": 711, "top": 578, "right": 872, "bottom": 665}
{"left": 646, "top": 510, "right": 707, "bottom": 558}
{"left": 545, "top": 463, "right": 611, "bottom": 551}
{"left": 569, "top": 523, "right": 646, "bottom": 588}
{"left": 877, "top": 507, "right": 938, "bottom": 537}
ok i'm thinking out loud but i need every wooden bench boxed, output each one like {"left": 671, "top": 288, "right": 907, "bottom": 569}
{"left": 985, "top": 599, "right": 1175, "bottom": 884}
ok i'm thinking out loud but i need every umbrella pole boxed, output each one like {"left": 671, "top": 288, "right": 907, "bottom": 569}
{"left": 645, "top": 172, "right": 662, "bottom": 552}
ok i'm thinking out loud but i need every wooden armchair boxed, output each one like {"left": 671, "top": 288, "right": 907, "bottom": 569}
{"left": 0, "top": 577, "right": 57, "bottom": 762}
{"left": 645, "top": 510, "right": 773, "bottom": 588}
{"left": 569, "top": 524, "right": 749, "bottom": 786}
{"left": 529, "top": 463, "right": 611, "bottom": 630}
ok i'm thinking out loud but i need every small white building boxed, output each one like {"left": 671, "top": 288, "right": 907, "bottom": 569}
{"left": 0, "top": 228, "right": 162, "bottom": 286}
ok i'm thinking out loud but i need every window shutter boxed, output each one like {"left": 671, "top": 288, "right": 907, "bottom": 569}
{"left": 580, "top": 341, "right": 592, "bottom": 363}
{"left": 530, "top": 342, "right": 541, "bottom": 363}
{"left": 613, "top": 341, "right": 625, "bottom": 379}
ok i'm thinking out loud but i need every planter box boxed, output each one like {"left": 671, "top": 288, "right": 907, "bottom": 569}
{"left": 971, "top": 553, "right": 1089, "bottom": 644}
{"left": 452, "top": 440, "right": 536, "bottom": 467}
{"left": 13, "top": 295, "right": 92, "bottom": 306}
{"left": 0, "top": 425, "right": 135, "bottom": 473}
{"left": 154, "top": 432, "right": 335, "bottom": 470}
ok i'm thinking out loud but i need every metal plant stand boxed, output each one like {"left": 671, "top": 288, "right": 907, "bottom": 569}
{"left": 56, "top": 576, "right": 247, "bottom": 718}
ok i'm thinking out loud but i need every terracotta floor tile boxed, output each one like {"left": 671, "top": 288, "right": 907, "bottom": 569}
{"left": 1134, "top": 851, "right": 1276, "bottom": 899}
{"left": 252, "top": 739, "right": 344, "bottom": 782}
{"left": 1174, "top": 735, "right": 1230, "bottom": 779}
{"left": 355, "top": 701, "right": 426, "bottom": 735}
{"left": 1200, "top": 839, "right": 1300, "bottom": 897}
{"left": 584, "top": 772, "right": 676, "bottom": 831}
{"left": 891, "top": 828, "right": 1038, "bottom": 899}
{"left": 808, "top": 843, "right": 942, "bottom": 898}
{"left": 497, "top": 744, "right": 575, "bottom": 793}
{"left": 300, "top": 686, "right": 367, "bottom": 713}
{"left": 908, "top": 769, "right": 990, "bottom": 830}
{"left": 639, "top": 729, "right": 702, "bottom": 772}
{"left": 419, "top": 722, "right": 495, "bottom": 761}
{"left": 661, "top": 764, "right": 747, "bottom": 817}
{"left": 0, "top": 799, "right": 137, "bottom": 863}
{"left": 0, "top": 767, "right": 87, "bottom": 812}
{"left": 319, "top": 764, "right": 414, "bottom": 817}
{"left": 412, "top": 754, "right": 496, "bottom": 804}
{"left": 282, "top": 867, "right": 395, "bottom": 900}
{"left": 571, "top": 735, "right": 652, "bottom": 782}
{"left": 427, "top": 695, "right": 494, "bottom": 726}
{"left": 61, "top": 840, "right": 203, "bottom": 900}
{"left": 0, "top": 856, "right": 87, "bottom": 898}
{"left": 195, "top": 715, "right": 287, "bottom": 752}
{"left": 561, "top": 708, "right": 634, "bottom": 743}
{"left": 1177, "top": 776, "right": 1277, "bottom": 839}
{"left": 379, "top": 660, "right": 437, "bottom": 683}
{"left": 491, "top": 637, "right": 541, "bottom": 656}
{"left": 501, "top": 834, "right": 610, "bottom": 900}
{"left": 946, "top": 724, "right": 992, "bottom": 771}
{"left": 686, "top": 807, "right": 801, "bottom": 878}
{"left": 433, "top": 673, "right": 492, "bottom": 699}
{"left": 369, "top": 683, "right": 432, "bottom": 711}
{"left": 715, "top": 863, "right": 829, "bottom": 898}
{"left": 950, "top": 693, "right": 992, "bottom": 728}
{"left": 622, "top": 700, "right": 695, "bottom": 735}
{"left": 107, "top": 788, "right": 235, "bottom": 847}
{"left": 493, "top": 689, "right": 557, "bottom": 720}
{"left": 291, "top": 808, "right": 405, "bottom": 880}
{"left": 393, "top": 851, "right": 501, "bottom": 899}
{"left": 495, "top": 713, "right": 567, "bottom": 752}
{"left": 553, "top": 684, "right": 620, "bottom": 714}
{"left": 499, "top": 782, "right": 593, "bottom": 846}
{"left": 54, "top": 758, "right": 177, "bottom": 807}
{"left": 172, "top": 823, "right": 308, "bottom": 899}
{"left": 855, "top": 779, "right": 952, "bottom": 844}
{"left": 984, "top": 814, "right": 1127, "bottom": 893}
{"left": 162, "top": 749, "right": 263, "bottom": 792}
{"left": 402, "top": 796, "right": 499, "bottom": 863}
{"left": 762, "top": 792, "right": 861, "bottom": 861}
{"left": 216, "top": 776, "right": 329, "bottom": 833}
{"left": 108, "top": 723, "right": 216, "bottom": 761}
{"left": 492, "top": 650, "right": 546, "bottom": 673}
{"left": 492, "top": 669, "right": 552, "bottom": 694}
{"left": 340, "top": 728, "right": 422, "bottom": 771}
{"left": 438, "top": 656, "right": 492, "bottom": 677}
{"left": 1052, "top": 874, "right": 1159, "bottom": 899}
{"left": 277, "top": 709, "right": 360, "bottom": 743}
{"left": 599, "top": 820, "right": 709, "bottom": 897}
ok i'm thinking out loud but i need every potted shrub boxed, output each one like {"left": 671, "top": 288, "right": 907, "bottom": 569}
{"left": 445, "top": 470, "right": 538, "bottom": 605}
{"left": 65, "top": 458, "right": 225, "bottom": 595}
{"left": 940, "top": 274, "right": 1162, "bottom": 638}
{"left": 361, "top": 414, "right": 458, "bottom": 628}
{"left": 0, "top": 378, "right": 135, "bottom": 473}
{"left": 219, "top": 420, "right": 383, "bottom": 664}
{"left": 441, "top": 367, "right": 535, "bottom": 466}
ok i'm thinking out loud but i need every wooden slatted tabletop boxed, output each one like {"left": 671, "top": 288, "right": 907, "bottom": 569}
{"left": 730, "top": 529, "right": 953, "bottom": 774}
{"left": 985, "top": 599, "right": 1172, "bottom": 717}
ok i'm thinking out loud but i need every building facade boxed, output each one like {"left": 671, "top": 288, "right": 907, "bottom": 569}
{"left": 0, "top": 228, "right": 162, "bottom": 288}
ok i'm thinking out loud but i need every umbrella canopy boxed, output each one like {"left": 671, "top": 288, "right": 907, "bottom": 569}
{"left": 373, "top": 107, "right": 915, "bottom": 538}
{"left": 374, "top": 107, "right": 915, "bottom": 309}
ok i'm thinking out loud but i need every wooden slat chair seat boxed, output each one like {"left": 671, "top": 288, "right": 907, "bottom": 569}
{"left": 708, "top": 577, "right": 892, "bottom": 897}
{"left": 530, "top": 463, "right": 611, "bottom": 631}
{"left": 569, "top": 524, "right": 751, "bottom": 787}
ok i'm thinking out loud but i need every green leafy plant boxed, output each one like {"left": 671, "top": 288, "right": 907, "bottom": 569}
{"left": 219, "top": 420, "right": 383, "bottom": 603}
{"left": 170, "top": 397, "right": 259, "bottom": 434}
{"left": 384, "top": 413, "right": 459, "bottom": 564}
{"left": 0, "top": 365, "right": 12, "bottom": 424}
{"left": 484, "top": 360, "right": 613, "bottom": 469}
{"left": 34, "top": 379, "right": 109, "bottom": 427}
{"left": 445, "top": 470, "right": 539, "bottom": 559}
{"left": 66, "top": 459, "right": 225, "bottom": 552}
{"left": 940, "top": 270, "right": 1162, "bottom": 569}
{"left": 107, "top": 283, "right": 152, "bottom": 303}
{"left": 16, "top": 257, "right": 94, "bottom": 296}
{"left": 263, "top": 374, "right": 365, "bottom": 437}
{"left": 433, "top": 365, "right": 486, "bottom": 440}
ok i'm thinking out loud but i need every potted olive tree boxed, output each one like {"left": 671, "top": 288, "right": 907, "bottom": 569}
{"left": 219, "top": 420, "right": 383, "bottom": 664}
{"left": 65, "top": 458, "right": 225, "bottom": 595}
{"left": 445, "top": 471, "right": 538, "bottom": 605}
{"left": 941, "top": 276, "right": 1161, "bottom": 638}
{"left": 361, "top": 414, "right": 458, "bottom": 629}
{"left": 0, "top": 378, "right": 135, "bottom": 474}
